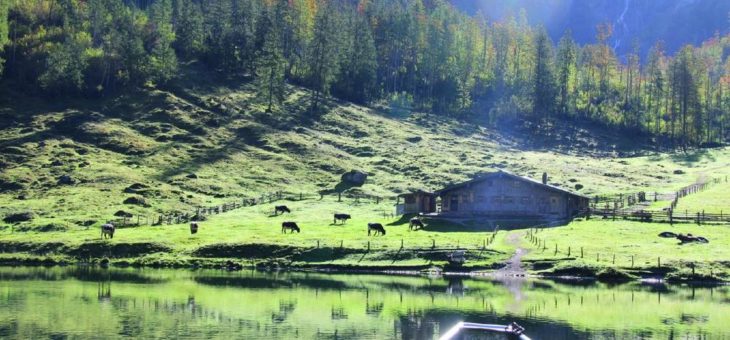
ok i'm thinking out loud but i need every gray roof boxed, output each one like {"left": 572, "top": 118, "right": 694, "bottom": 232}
{"left": 434, "top": 170, "right": 590, "bottom": 199}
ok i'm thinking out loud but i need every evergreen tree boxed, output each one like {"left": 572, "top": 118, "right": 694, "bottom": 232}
{"left": 533, "top": 27, "right": 556, "bottom": 120}
{"left": 148, "top": 0, "right": 178, "bottom": 83}
{"left": 306, "top": 1, "right": 341, "bottom": 112}
{"left": 0, "top": 0, "right": 9, "bottom": 76}
{"left": 256, "top": 6, "right": 286, "bottom": 113}
{"left": 172, "top": 0, "right": 204, "bottom": 59}
{"left": 556, "top": 31, "right": 577, "bottom": 116}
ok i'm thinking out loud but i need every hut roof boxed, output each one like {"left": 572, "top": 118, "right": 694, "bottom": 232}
{"left": 434, "top": 170, "right": 589, "bottom": 199}
{"left": 397, "top": 189, "right": 434, "bottom": 197}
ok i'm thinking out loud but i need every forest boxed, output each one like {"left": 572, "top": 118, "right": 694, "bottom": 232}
{"left": 0, "top": 0, "right": 728, "bottom": 148}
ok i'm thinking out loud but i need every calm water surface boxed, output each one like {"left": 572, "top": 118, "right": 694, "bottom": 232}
{"left": 0, "top": 267, "right": 727, "bottom": 339}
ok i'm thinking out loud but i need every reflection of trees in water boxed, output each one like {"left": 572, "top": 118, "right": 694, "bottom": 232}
{"left": 97, "top": 281, "right": 111, "bottom": 303}
{"left": 271, "top": 299, "right": 297, "bottom": 323}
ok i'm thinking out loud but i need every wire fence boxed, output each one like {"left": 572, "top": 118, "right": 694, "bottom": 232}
{"left": 523, "top": 228, "right": 718, "bottom": 276}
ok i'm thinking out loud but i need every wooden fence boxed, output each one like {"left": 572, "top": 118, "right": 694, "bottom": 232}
{"left": 588, "top": 207, "right": 730, "bottom": 225}
{"left": 110, "top": 190, "right": 395, "bottom": 228}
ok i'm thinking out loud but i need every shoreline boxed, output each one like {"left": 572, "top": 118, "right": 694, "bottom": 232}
{"left": 0, "top": 253, "right": 726, "bottom": 286}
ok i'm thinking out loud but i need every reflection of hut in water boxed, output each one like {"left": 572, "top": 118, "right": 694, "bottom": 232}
{"left": 366, "top": 302, "right": 384, "bottom": 316}
{"left": 446, "top": 278, "right": 466, "bottom": 296}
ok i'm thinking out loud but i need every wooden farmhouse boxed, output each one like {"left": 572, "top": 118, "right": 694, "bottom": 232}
{"left": 397, "top": 170, "right": 589, "bottom": 219}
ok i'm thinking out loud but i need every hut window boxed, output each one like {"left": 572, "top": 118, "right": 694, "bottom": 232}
{"left": 461, "top": 194, "right": 468, "bottom": 203}
{"left": 504, "top": 196, "right": 515, "bottom": 204}
{"left": 404, "top": 196, "right": 416, "bottom": 204}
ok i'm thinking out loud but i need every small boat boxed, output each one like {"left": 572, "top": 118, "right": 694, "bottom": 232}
{"left": 440, "top": 322, "right": 530, "bottom": 340}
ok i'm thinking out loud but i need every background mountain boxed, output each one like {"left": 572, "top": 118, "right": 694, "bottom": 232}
{"left": 451, "top": 0, "right": 730, "bottom": 57}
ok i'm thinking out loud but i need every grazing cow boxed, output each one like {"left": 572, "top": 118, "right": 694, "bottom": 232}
{"left": 676, "top": 233, "right": 709, "bottom": 244}
{"left": 101, "top": 223, "right": 115, "bottom": 239}
{"left": 190, "top": 222, "right": 199, "bottom": 234}
{"left": 334, "top": 213, "right": 351, "bottom": 224}
{"left": 282, "top": 221, "right": 300, "bottom": 233}
{"left": 367, "top": 223, "right": 386, "bottom": 236}
{"left": 274, "top": 205, "right": 291, "bottom": 215}
{"left": 409, "top": 217, "right": 425, "bottom": 230}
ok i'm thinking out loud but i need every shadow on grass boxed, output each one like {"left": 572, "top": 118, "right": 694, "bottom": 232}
{"left": 387, "top": 214, "right": 415, "bottom": 226}
{"left": 420, "top": 218, "right": 570, "bottom": 233}
{"left": 670, "top": 149, "right": 716, "bottom": 166}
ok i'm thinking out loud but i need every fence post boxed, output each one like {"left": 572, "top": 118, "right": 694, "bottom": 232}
{"left": 340, "top": 240, "right": 343, "bottom": 249}
{"left": 317, "top": 240, "right": 320, "bottom": 249}
{"left": 367, "top": 241, "right": 370, "bottom": 251}
{"left": 596, "top": 253, "right": 599, "bottom": 262}
{"left": 631, "top": 255, "right": 634, "bottom": 268}
{"left": 568, "top": 246, "right": 571, "bottom": 257}
{"left": 581, "top": 247, "right": 583, "bottom": 258}
{"left": 612, "top": 254, "right": 615, "bottom": 264}
{"left": 657, "top": 257, "right": 661, "bottom": 268}
{"left": 300, "top": 192, "right": 303, "bottom": 201}
{"left": 554, "top": 244, "right": 557, "bottom": 255}
{"left": 432, "top": 239, "right": 435, "bottom": 249}
{"left": 400, "top": 239, "right": 404, "bottom": 249}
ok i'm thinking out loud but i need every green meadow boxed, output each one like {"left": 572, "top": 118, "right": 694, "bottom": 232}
{"left": 1, "top": 74, "right": 730, "bottom": 279}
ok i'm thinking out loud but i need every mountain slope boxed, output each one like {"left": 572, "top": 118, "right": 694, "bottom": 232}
{"left": 0, "top": 64, "right": 725, "bottom": 229}
{"left": 451, "top": 0, "right": 730, "bottom": 56}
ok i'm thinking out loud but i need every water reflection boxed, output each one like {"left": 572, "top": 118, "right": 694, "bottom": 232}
{"left": 0, "top": 267, "right": 727, "bottom": 339}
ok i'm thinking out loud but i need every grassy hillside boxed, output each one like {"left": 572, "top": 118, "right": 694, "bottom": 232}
{"left": 1, "top": 64, "right": 727, "bottom": 228}
{"left": 1, "top": 65, "right": 730, "bottom": 277}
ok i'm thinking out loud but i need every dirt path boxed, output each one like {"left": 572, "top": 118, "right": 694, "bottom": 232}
{"left": 496, "top": 232, "right": 528, "bottom": 277}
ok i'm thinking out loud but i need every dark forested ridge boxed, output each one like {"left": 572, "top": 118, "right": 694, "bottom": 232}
{"left": 0, "top": 0, "right": 728, "bottom": 149}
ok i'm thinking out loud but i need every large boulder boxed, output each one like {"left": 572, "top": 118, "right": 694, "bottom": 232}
{"left": 123, "top": 196, "right": 150, "bottom": 207}
{"left": 4, "top": 212, "right": 34, "bottom": 223}
{"left": 341, "top": 170, "right": 368, "bottom": 186}
{"left": 57, "top": 175, "right": 76, "bottom": 185}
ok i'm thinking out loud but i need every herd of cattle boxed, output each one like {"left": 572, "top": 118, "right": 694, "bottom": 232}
{"left": 101, "top": 205, "right": 426, "bottom": 239}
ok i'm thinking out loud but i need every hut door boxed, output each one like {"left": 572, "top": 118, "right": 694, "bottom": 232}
{"left": 550, "top": 196, "right": 559, "bottom": 213}
{"left": 450, "top": 196, "right": 459, "bottom": 212}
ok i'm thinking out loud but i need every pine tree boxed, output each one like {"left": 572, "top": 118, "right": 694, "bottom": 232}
{"left": 533, "top": 27, "right": 556, "bottom": 121}
{"left": 173, "top": 0, "right": 204, "bottom": 59}
{"left": 148, "top": 0, "right": 178, "bottom": 83}
{"left": 0, "top": 0, "right": 9, "bottom": 76}
{"left": 306, "top": 1, "right": 341, "bottom": 112}
{"left": 256, "top": 6, "right": 286, "bottom": 113}
{"left": 556, "top": 31, "right": 577, "bottom": 116}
